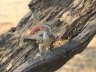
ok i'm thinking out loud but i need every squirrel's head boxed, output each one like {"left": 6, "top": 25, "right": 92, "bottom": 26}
{"left": 30, "top": 24, "right": 51, "bottom": 35}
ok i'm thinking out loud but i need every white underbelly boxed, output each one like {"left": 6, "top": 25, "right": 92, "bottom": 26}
{"left": 42, "top": 38, "right": 52, "bottom": 46}
{"left": 42, "top": 34, "right": 53, "bottom": 47}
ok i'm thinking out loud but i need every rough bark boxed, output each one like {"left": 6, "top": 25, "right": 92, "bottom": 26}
{"left": 0, "top": 0, "right": 96, "bottom": 72}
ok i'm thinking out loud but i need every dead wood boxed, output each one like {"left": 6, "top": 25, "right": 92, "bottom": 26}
{"left": 0, "top": 0, "right": 96, "bottom": 72}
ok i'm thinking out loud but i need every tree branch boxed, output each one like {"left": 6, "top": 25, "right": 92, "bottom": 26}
{"left": 13, "top": 17, "right": 96, "bottom": 72}
{"left": 0, "top": 0, "right": 96, "bottom": 72}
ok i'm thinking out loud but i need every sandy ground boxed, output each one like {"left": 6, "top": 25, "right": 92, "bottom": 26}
{"left": 0, "top": 0, "right": 30, "bottom": 34}
{"left": 0, "top": 0, "right": 96, "bottom": 72}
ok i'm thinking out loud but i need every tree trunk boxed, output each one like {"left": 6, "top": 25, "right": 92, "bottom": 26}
{"left": 0, "top": 0, "right": 96, "bottom": 72}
